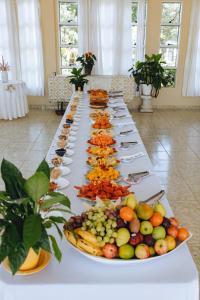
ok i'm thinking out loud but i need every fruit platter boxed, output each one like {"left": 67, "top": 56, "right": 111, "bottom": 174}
{"left": 64, "top": 194, "right": 191, "bottom": 264}
{"left": 87, "top": 156, "right": 120, "bottom": 168}
{"left": 92, "top": 115, "right": 112, "bottom": 129}
{"left": 87, "top": 134, "right": 116, "bottom": 146}
{"left": 86, "top": 166, "right": 120, "bottom": 181}
{"left": 75, "top": 181, "right": 130, "bottom": 201}
{"left": 87, "top": 146, "right": 117, "bottom": 157}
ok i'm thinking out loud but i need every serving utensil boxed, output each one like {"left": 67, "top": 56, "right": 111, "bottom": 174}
{"left": 120, "top": 152, "right": 145, "bottom": 163}
{"left": 141, "top": 190, "right": 165, "bottom": 204}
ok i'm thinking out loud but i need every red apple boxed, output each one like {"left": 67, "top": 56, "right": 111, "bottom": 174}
{"left": 154, "top": 239, "right": 168, "bottom": 255}
{"left": 135, "top": 244, "right": 150, "bottom": 259}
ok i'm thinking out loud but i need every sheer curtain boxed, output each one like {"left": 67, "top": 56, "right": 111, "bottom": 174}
{"left": 135, "top": 0, "right": 146, "bottom": 62}
{"left": 17, "top": 0, "right": 44, "bottom": 96}
{"left": 0, "top": 0, "right": 21, "bottom": 80}
{"left": 79, "top": 0, "right": 132, "bottom": 75}
{"left": 182, "top": 0, "right": 200, "bottom": 96}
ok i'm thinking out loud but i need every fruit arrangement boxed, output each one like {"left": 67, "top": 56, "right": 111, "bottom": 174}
{"left": 88, "top": 134, "right": 116, "bottom": 147}
{"left": 87, "top": 146, "right": 117, "bottom": 157}
{"left": 92, "top": 116, "right": 112, "bottom": 129}
{"left": 89, "top": 111, "right": 110, "bottom": 120}
{"left": 86, "top": 166, "right": 120, "bottom": 181}
{"left": 64, "top": 194, "right": 190, "bottom": 260}
{"left": 91, "top": 129, "right": 114, "bottom": 137}
{"left": 87, "top": 156, "right": 120, "bottom": 168}
{"left": 75, "top": 180, "right": 130, "bottom": 201}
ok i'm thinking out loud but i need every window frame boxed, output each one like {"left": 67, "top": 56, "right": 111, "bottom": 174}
{"left": 159, "top": 1, "right": 183, "bottom": 86}
{"left": 57, "top": 0, "right": 78, "bottom": 75}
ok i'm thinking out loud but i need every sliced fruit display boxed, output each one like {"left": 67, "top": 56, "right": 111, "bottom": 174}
{"left": 88, "top": 134, "right": 116, "bottom": 147}
{"left": 87, "top": 146, "right": 117, "bottom": 157}
{"left": 92, "top": 115, "right": 112, "bottom": 129}
{"left": 86, "top": 166, "right": 120, "bottom": 181}
{"left": 87, "top": 156, "right": 120, "bottom": 168}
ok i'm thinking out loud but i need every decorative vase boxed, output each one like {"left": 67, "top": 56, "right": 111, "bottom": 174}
{"left": 1, "top": 71, "right": 8, "bottom": 83}
{"left": 75, "top": 85, "right": 84, "bottom": 91}
{"left": 19, "top": 248, "right": 41, "bottom": 271}
{"left": 141, "top": 84, "right": 152, "bottom": 96}
{"left": 140, "top": 95, "right": 153, "bottom": 113}
{"left": 84, "top": 65, "right": 93, "bottom": 76}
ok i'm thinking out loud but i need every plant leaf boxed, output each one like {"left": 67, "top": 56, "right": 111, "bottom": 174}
{"left": 8, "top": 243, "right": 28, "bottom": 275}
{"left": 33, "top": 225, "right": 51, "bottom": 253}
{"left": 49, "top": 235, "right": 62, "bottom": 262}
{"left": 24, "top": 172, "right": 49, "bottom": 202}
{"left": 1, "top": 159, "right": 26, "bottom": 199}
{"left": 40, "top": 193, "right": 71, "bottom": 210}
{"left": 48, "top": 216, "right": 66, "bottom": 223}
{"left": 23, "top": 214, "right": 42, "bottom": 249}
{"left": 51, "top": 222, "right": 63, "bottom": 239}
{"left": 36, "top": 160, "right": 50, "bottom": 180}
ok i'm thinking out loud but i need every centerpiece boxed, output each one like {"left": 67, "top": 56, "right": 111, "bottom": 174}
{"left": 0, "top": 159, "right": 71, "bottom": 275}
{"left": 69, "top": 67, "right": 89, "bottom": 91}
{"left": 77, "top": 52, "right": 97, "bottom": 75}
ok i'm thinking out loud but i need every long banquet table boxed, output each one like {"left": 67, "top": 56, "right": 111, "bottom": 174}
{"left": 0, "top": 92, "right": 199, "bottom": 300}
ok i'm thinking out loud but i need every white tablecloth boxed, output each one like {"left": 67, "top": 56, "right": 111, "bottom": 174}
{"left": 0, "top": 80, "right": 28, "bottom": 120}
{"left": 0, "top": 93, "right": 198, "bottom": 300}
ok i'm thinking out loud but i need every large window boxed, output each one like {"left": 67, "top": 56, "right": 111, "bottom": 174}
{"left": 131, "top": 1, "right": 147, "bottom": 64}
{"left": 58, "top": 0, "right": 78, "bottom": 75}
{"left": 159, "top": 2, "right": 182, "bottom": 85}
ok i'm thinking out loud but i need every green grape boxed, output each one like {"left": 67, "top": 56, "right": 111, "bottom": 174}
{"left": 81, "top": 226, "right": 86, "bottom": 231}
{"left": 109, "top": 238, "right": 115, "bottom": 244}
{"left": 99, "top": 241, "right": 105, "bottom": 247}
{"left": 96, "top": 225, "right": 102, "bottom": 232}
{"left": 112, "top": 232, "right": 117, "bottom": 238}
{"left": 87, "top": 212, "right": 93, "bottom": 220}
{"left": 112, "top": 221, "right": 117, "bottom": 228}
{"left": 106, "top": 224, "right": 111, "bottom": 230}
{"left": 103, "top": 236, "right": 109, "bottom": 243}
{"left": 90, "top": 228, "right": 97, "bottom": 235}
{"left": 100, "top": 231, "right": 105, "bottom": 237}
{"left": 107, "top": 229, "right": 113, "bottom": 237}
{"left": 108, "top": 219, "right": 112, "bottom": 225}
{"left": 97, "top": 236, "right": 102, "bottom": 242}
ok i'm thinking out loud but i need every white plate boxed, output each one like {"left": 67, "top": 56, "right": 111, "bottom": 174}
{"left": 67, "top": 142, "right": 75, "bottom": 149}
{"left": 66, "top": 234, "right": 192, "bottom": 265}
{"left": 59, "top": 166, "right": 71, "bottom": 176}
{"left": 71, "top": 125, "right": 79, "bottom": 131}
{"left": 73, "top": 121, "right": 79, "bottom": 126}
{"left": 62, "top": 157, "right": 73, "bottom": 165}
{"left": 68, "top": 136, "right": 77, "bottom": 142}
{"left": 54, "top": 177, "right": 69, "bottom": 190}
{"left": 65, "top": 149, "right": 74, "bottom": 156}
{"left": 74, "top": 116, "right": 81, "bottom": 121}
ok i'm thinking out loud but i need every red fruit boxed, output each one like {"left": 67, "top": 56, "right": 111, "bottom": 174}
{"left": 169, "top": 217, "right": 179, "bottom": 228}
{"left": 102, "top": 244, "right": 118, "bottom": 259}
{"left": 177, "top": 227, "right": 189, "bottom": 241}
{"left": 167, "top": 225, "right": 178, "bottom": 238}
{"left": 129, "top": 232, "right": 143, "bottom": 246}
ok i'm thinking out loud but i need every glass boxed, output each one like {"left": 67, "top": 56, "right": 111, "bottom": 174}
{"left": 164, "top": 69, "right": 176, "bottom": 87}
{"left": 132, "top": 2, "right": 138, "bottom": 23}
{"left": 60, "top": 47, "right": 78, "bottom": 67}
{"left": 132, "top": 25, "right": 137, "bottom": 46}
{"left": 160, "top": 47, "right": 177, "bottom": 67}
{"left": 59, "top": 2, "right": 78, "bottom": 24}
{"left": 60, "top": 26, "right": 78, "bottom": 45}
{"left": 161, "top": 3, "right": 181, "bottom": 25}
{"left": 160, "top": 26, "right": 179, "bottom": 46}
{"left": 61, "top": 68, "right": 73, "bottom": 76}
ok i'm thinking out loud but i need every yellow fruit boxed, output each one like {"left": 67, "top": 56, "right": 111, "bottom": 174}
{"left": 77, "top": 239, "right": 103, "bottom": 256}
{"left": 74, "top": 228, "right": 100, "bottom": 247}
{"left": 64, "top": 230, "right": 77, "bottom": 246}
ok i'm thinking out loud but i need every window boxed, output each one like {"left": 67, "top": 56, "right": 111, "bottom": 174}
{"left": 160, "top": 2, "right": 182, "bottom": 85}
{"left": 131, "top": 1, "right": 147, "bottom": 64}
{"left": 58, "top": 0, "right": 78, "bottom": 75}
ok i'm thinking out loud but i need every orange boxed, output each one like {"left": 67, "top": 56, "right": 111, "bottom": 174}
{"left": 167, "top": 225, "right": 178, "bottom": 238}
{"left": 120, "top": 206, "right": 135, "bottom": 222}
{"left": 150, "top": 212, "right": 163, "bottom": 227}
{"left": 177, "top": 227, "right": 189, "bottom": 241}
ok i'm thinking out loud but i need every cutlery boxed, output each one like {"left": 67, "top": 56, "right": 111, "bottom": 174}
{"left": 127, "top": 171, "right": 150, "bottom": 184}
{"left": 114, "top": 115, "right": 128, "bottom": 119}
{"left": 119, "top": 129, "right": 133, "bottom": 135}
{"left": 141, "top": 190, "right": 165, "bottom": 204}
{"left": 120, "top": 152, "right": 145, "bottom": 163}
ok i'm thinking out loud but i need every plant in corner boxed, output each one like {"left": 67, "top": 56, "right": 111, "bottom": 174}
{"left": 76, "top": 52, "right": 97, "bottom": 75}
{"left": 128, "top": 53, "right": 174, "bottom": 98}
{"left": 0, "top": 159, "right": 71, "bottom": 275}
{"left": 69, "top": 67, "right": 89, "bottom": 91}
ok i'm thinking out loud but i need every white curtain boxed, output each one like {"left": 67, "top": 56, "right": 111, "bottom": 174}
{"left": 17, "top": 0, "right": 44, "bottom": 96}
{"left": 0, "top": 0, "right": 21, "bottom": 80}
{"left": 182, "top": 0, "right": 200, "bottom": 96}
{"left": 135, "top": 0, "right": 146, "bottom": 62}
{"left": 79, "top": 0, "right": 132, "bottom": 75}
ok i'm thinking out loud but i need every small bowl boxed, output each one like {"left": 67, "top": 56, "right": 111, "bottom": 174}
{"left": 55, "top": 148, "right": 66, "bottom": 157}
{"left": 66, "top": 119, "right": 73, "bottom": 124}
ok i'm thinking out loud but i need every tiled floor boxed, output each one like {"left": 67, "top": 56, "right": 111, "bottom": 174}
{"left": 0, "top": 109, "right": 199, "bottom": 271}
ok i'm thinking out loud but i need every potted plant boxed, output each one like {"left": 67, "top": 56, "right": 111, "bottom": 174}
{"left": 0, "top": 159, "right": 71, "bottom": 275}
{"left": 76, "top": 52, "right": 96, "bottom": 75}
{"left": 129, "top": 54, "right": 174, "bottom": 111}
{"left": 0, "top": 56, "right": 10, "bottom": 83}
{"left": 69, "top": 67, "right": 89, "bottom": 91}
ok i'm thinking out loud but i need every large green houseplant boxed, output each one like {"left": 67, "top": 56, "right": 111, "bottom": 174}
{"left": 69, "top": 67, "right": 89, "bottom": 91}
{"left": 0, "top": 159, "right": 71, "bottom": 274}
{"left": 129, "top": 53, "right": 174, "bottom": 98}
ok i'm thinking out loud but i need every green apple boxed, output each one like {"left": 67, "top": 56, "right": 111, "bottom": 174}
{"left": 135, "top": 244, "right": 150, "bottom": 259}
{"left": 119, "top": 244, "right": 134, "bottom": 259}
{"left": 123, "top": 193, "right": 137, "bottom": 210}
{"left": 152, "top": 226, "right": 166, "bottom": 240}
{"left": 140, "top": 221, "right": 153, "bottom": 235}
{"left": 116, "top": 228, "right": 130, "bottom": 247}
{"left": 154, "top": 202, "right": 166, "bottom": 217}
{"left": 136, "top": 203, "right": 153, "bottom": 220}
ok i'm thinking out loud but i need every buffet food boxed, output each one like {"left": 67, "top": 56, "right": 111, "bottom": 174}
{"left": 86, "top": 166, "right": 120, "bottom": 181}
{"left": 88, "top": 134, "right": 116, "bottom": 146}
{"left": 87, "top": 156, "right": 120, "bottom": 168}
{"left": 92, "top": 115, "right": 112, "bottom": 129}
{"left": 64, "top": 196, "right": 190, "bottom": 260}
{"left": 87, "top": 146, "right": 117, "bottom": 157}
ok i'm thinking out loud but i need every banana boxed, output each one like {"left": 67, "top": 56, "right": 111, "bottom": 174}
{"left": 74, "top": 228, "right": 101, "bottom": 247}
{"left": 77, "top": 238, "right": 103, "bottom": 256}
{"left": 64, "top": 230, "right": 77, "bottom": 247}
